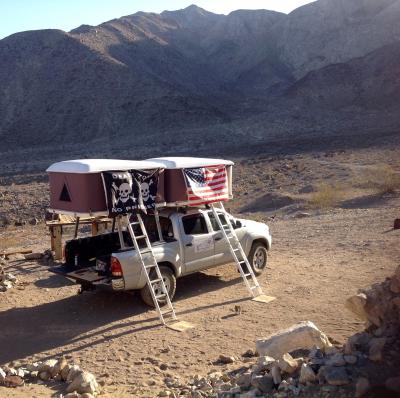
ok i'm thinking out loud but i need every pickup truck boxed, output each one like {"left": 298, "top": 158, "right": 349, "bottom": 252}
{"left": 52, "top": 207, "right": 272, "bottom": 307}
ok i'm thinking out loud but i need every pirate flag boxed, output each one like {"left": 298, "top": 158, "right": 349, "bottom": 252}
{"left": 101, "top": 171, "right": 137, "bottom": 217}
{"left": 131, "top": 169, "right": 159, "bottom": 211}
{"left": 102, "top": 169, "right": 160, "bottom": 217}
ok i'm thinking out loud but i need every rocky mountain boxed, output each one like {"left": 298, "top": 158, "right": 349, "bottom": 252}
{"left": 0, "top": 0, "right": 399, "bottom": 159}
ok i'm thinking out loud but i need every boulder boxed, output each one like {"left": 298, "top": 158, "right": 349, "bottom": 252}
{"left": 255, "top": 321, "right": 332, "bottom": 358}
{"left": 236, "top": 372, "right": 252, "bottom": 390}
{"left": 66, "top": 370, "right": 100, "bottom": 395}
{"left": 299, "top": 364, "right": 316, "bottom": 384}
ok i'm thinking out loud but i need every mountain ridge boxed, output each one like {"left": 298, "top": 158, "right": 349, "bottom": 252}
{"left": 0, "top": 1, "right": 399, "bottom": 156}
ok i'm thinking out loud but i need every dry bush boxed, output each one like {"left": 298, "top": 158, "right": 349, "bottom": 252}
{"left": 307, "top": 183, "right": 345, "bottom": 209}
{"left": 358, "top": 164, "right": 400, "bottom": 194}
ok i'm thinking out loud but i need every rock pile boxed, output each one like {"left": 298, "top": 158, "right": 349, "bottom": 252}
{"left": 0, "top": 357, "right": 100, "bottom": 397}
{"left": 0, "top": 258, "right": 18, "bottom": 292}
{"left": 160, "top": 267, "right": 400, "bottom": 398}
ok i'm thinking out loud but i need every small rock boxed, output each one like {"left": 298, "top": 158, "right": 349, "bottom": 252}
{"left": 324, "top": 366, "right": 349, "bottom": 386}
{"left": 6, "top": 273, "right": 17, "bottom": 282}
{"left": 64, "top": 393, "right": 81, "bottom": 398}
{"left": 61, "top": 364, "right": 72, "bottom": 381}
{"left": 271, "top": 364, "right": 281, "bottom": 385}
{"left": 325, "top": 353, "right": 346, "bottom": 367}
{"left": 253, "top": 356, "right": 275, "bottom": 373}
{"left": 278, "top": 353, "right": 298, "bottom": 374}
{"left": 251, "top": 375, "right": 274, "bottom": 394}
{"left": 0, "top": 367, "right": 6, "bottom": 381}
{"left": 344, "top": 355, "right": 357, "bottom": 365}
{"left": 345, "top": 293, "right": 367, "bottom": 321}
{"left": 2, "top": 375, "right": 24, "bottom": 387}
{"left": 24, "top": 252, "right": 43, "bottom": 260}
{"left": 159, "top": 391, "right": 171, "bottom": 397}
{"left": 66, "top": 371, "right": 99, "bottom": 395}
{"left": 39, "top": 371, "right": 50, "bottom": 381}
{"left": 219, "top": 355, "right": 235, "bottom": 364}
{"left": 299, "top": 363, "right": 316, "bottom": 384}
{"left": 81, "top": 394, "right": 95, "bottom": 398}
{"left": 159, "top": 363, "right": 168, "bottom": 371}
{"left": 67, "top": 365, "right": 82, "bottom": 382}
{"left": 38, "top": 359, "right": 57, "bottom": 375}
{"left": 355, "top": 377, "right": 370, "bottom": 397}
{"left": 236, "top": 372, "right": 252, "bottom": 390}
{"left": 51, "top": 356, "right": 68, "bottom": 377}
{"left": 29, "top": 218, "right": 39, "bottom": 226}
{"left": 385, "top": 376, "right": 400, "bottom": 393}
{"left": 294, "top": 212, "right": 311, "bottom": 219}
{"left": 368, "top": 337, "right": 386, "bottom": 362}
{"left": 242, "top": 349, "right": 255, "bottom": 358}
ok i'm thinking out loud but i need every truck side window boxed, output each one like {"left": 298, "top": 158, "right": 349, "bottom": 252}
{"left": 209, "top": 212, "right": 238, "bottom": 231}
{"left": 182, "top": 214, "right": 208, "bottom": 235}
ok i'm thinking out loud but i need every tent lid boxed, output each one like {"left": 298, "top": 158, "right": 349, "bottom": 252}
{"left": 46, "top": 159, "right": 162, "bottom": 174}
{"left": 146, "top": 157, "right": 234, "bottom": 169}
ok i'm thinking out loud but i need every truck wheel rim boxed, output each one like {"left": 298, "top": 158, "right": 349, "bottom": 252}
{"left": 253, "top": 247, "right": 266, "bottom": 269}
{"left": 154, "top": 277, "right": 170, "bottom": 297}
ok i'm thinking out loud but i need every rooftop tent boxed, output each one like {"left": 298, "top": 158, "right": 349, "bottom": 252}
{"left": 146, "top": 157, "right": 234, "bottom": 207}
{"left": 47, "top": 159, "right": 165, "bottom": 217}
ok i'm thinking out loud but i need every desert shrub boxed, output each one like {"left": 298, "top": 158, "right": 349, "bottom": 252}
{"left": 308, "top": 183, "right": 345, "bottom": 208}
{"left": 358, "top": 164, "right": 400, "bottom": 194}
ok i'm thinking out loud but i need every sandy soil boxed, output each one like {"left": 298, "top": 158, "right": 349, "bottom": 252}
{"left": 1, "top": 197, "right": 399, "bottom": 397}
{"left": 1, "top": 145, "right": 399, "bottom": 397}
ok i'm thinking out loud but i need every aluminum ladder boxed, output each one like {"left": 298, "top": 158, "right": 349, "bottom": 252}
{"left": 210, "top": 202, "right": 263, "bottom": 298}
{"left": 123, "top": 213, "right": 178, "bottom": 326}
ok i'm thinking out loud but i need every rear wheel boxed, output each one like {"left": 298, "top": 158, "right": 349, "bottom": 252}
{"left": 248, "top": 242, "right": 268, "bottom": 276}
{"left": 140, "top": 265, "right": 176, "bottom": 307}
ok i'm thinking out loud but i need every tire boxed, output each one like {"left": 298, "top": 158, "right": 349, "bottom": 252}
{"left": 248, "top": 242, "right": 268, "bottom": 276}
{"left": 140, "top": 265, "right": 177, "bottom": 307}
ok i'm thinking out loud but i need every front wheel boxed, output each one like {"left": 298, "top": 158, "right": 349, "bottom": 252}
{"left": 140, "top": 265, "right": 176, "bottom": 307}
{"left": 248, "top": 242, "right": 268, "bottom": 276}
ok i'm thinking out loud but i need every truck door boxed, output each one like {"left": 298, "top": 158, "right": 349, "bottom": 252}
{"left": 180, "top": 213, "right": 215, "bottom": 272}
{"left": 208, "top": 210, "right": 246, "bottom": 266}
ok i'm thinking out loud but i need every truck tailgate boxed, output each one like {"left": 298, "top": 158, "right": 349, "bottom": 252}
{"left": 51, "top": 264, "right": 110, "bottom": 285}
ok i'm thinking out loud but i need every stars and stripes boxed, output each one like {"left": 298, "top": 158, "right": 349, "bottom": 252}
{"left": 184, "top": 165, "right": 229, "bottom": 206}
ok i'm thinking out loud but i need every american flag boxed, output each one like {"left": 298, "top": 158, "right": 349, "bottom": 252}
{"left": 184, "top": 165, "right": 229, "bottom": 206}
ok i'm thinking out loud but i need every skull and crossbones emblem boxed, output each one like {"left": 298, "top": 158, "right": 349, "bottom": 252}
{"left": 112, "top": 181, "right": 135, "bottom": 204}
{"left": 140, "top": 180, "right": 156, "bottom": 202}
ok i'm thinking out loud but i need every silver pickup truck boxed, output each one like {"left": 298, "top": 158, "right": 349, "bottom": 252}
{"left": 53, "top": 207, "right": 272, "bottom": 306}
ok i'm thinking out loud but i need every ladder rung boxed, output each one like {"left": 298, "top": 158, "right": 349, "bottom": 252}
{"left": 135, "top": 235, "right": 146, "bottom": 240}
{"left": 250, "top": 286, "right": 259, "bottom": 290}
{"left": 155, "top": 293, "right": 167, "bottom": 299}
{"left": 140, "top": 249, "right": 152, "bottom": 254}
{"left": 145, "top": 264, "right": 156, "bottom": 269}
{"left": 150, "top": 278, "right": 162, "bottom": 284}
{"left": 161, "top": 308, "right": 174, "bottom": 315}
{"left": 243, "top": 273, "right": 251, "bottom": 277}
{"left": 130, "top": 221, "right": 140, "bottom": 225}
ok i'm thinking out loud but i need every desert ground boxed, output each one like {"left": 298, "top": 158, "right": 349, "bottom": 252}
{"left": 0, "top": 141, "right": 399, "bottom": 397}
